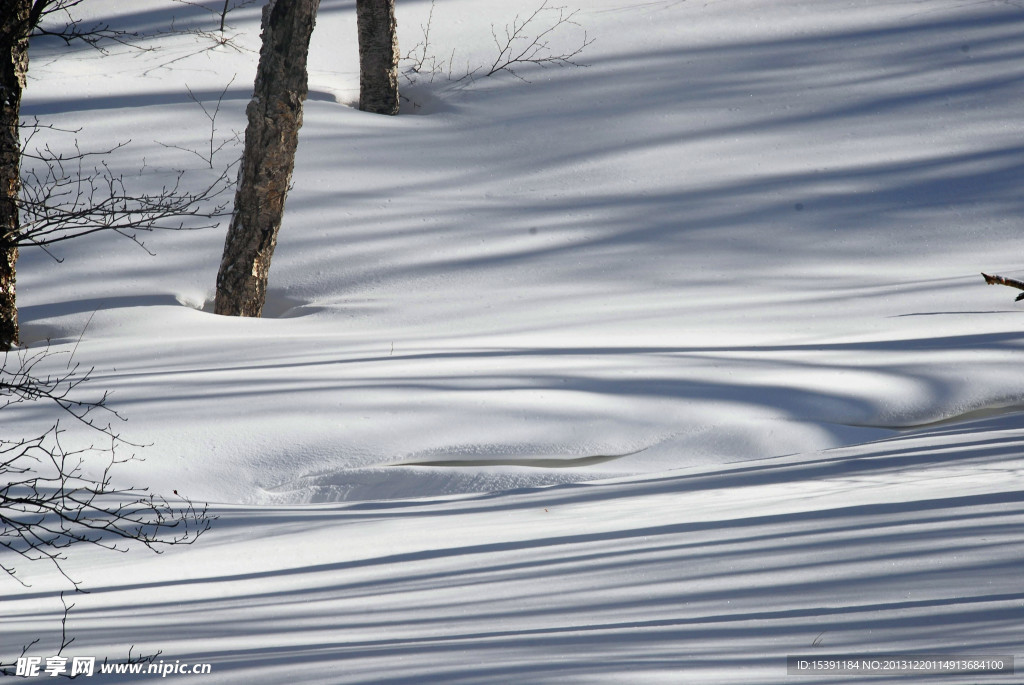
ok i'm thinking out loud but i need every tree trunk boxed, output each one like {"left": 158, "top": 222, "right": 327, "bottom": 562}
{"left": 356, "top": 0, "right": 399, "bottom": 115}
{"left": 0, "top": 0, "right": 30, "bottom": 350}
{"left": 214, "top": 0, "right": 320, "bottom": 317}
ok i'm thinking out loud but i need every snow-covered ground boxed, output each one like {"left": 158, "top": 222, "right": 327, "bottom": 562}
{"left": 4, "top": 0, "right": 1024, "bottom": 681}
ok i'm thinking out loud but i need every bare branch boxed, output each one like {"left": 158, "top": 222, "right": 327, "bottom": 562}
{"left": 486, "top": 1, "right": 594, "bottom": 81}
{"left": 0, "top": 347, "right": 213, "bottom": 590}
{"left": 0, "top": 346, "right": 124, "bottom": 436}
{"left": 156, "top": 78, "right": 242, "bottom": 169}
{"left": 400, "top": 0, "right": 445, "bottom": 84}
{"left": 15, "top": 125, "right": 233, "bottom": 254}
{"left": 170, "top": 0, "right": 259, "bottom": 38}
{"left": 400, "top": 0, "right": 594, "bottom": 90}
{"left": 29, "top": 0, "right": 148, "bottom": 53}
{"left": 142, "top": 1, "right": 258, "bottom": 75}
{"left": 981, "top": 272, "right": 1024, "bottom": 302}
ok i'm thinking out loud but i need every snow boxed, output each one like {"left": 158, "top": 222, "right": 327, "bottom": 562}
{"left": 4, "top": 0, "right": 1024, "bottom": 681}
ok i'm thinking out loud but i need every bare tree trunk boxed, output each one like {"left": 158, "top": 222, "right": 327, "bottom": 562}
{"left": 0, "top": 0, "right": 30, "bottom": 350}
{"left": 214, "top": 0, "right": 320, "bottom": 317}
{"left": 357, "top": 0, "right": 398, "bottom": 115}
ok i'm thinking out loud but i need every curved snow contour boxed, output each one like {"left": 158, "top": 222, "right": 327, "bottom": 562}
{"left": 392, "top": 447, "right": 648, "bottom": 469}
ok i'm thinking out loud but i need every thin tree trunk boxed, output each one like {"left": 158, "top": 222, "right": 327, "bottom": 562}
{"left": 357, "top": 0, "right": 399, "bottom": 115}
{"left": 0, "top": 0, "right": 30, "bottom": 350}
{"left": 214, "top": 0, "right": 320, "bottom": 317}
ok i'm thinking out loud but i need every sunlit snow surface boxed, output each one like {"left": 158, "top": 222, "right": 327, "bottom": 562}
{"left": 5, "top": 0, "right": 1024, "bottom": 681}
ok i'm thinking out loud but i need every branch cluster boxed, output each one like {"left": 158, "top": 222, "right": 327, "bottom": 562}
{"left": 29, "top": 0, "right": 147, "bottom": 52}
{"left": 400, "top": 1, "right": 456, "bottom": 84}
{"left": 1, "top": 426, "right": 210, "bottom": 588}
{"left": 485, "top": 0, "right": 594, "bottom": 81}
{"left": 401, "top": 0, "right": 594, "bottom": 88}
{"left": 0, "top": 348, "right": 212, "bottom": 590}
{"left": 157, "top": 79, "right": 241, "bottom": 170}
{"left": 170, "top": 0, "right": 259, "bottom": 39}
{"left": 29, "top": 0, "right": 256, "bottom": 72}
{"left": 1, "top": 346, "right": 118, "bottom": 433}
{"left": 143, "top": 1, "right": 259, "bottom": 74}
{"left": 15, "top": 123, "right": 232, "bottom": 256}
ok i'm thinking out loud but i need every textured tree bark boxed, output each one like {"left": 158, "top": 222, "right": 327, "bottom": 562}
{"left": 356, "top": 0, "right": 399, "bottom": 115}
{"left": 214, "top": 0, "right": 320, "bottom": 317}
{"left": 0, "top": 0, "right": 29, "bottom": 350}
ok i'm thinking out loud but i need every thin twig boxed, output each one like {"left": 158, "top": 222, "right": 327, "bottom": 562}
{"left": 981, "top": 272, "right": 1024, "bottom": 301}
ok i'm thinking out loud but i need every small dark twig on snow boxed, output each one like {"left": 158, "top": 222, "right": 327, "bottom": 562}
{"left": 981, "top": 272, "right": 1024, "bottom": 302}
